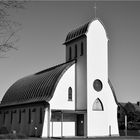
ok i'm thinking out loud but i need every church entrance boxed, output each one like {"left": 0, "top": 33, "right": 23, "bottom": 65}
{"left": 51, "top": 110, "right": 86, "bottom": 137}
{"left": 76, "top": 114, "right": 84, "bottom": 136}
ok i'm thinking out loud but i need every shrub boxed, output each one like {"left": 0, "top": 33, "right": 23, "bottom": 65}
{"left": 0, "top": 126, "right": 9, "bottom": 134}
{"left": 0, "top": 133, "right": 27, "bottom": 139}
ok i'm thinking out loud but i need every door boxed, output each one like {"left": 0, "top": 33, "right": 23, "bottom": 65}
{"left": 76, "top": 114, "right": 84, "bottom": 136}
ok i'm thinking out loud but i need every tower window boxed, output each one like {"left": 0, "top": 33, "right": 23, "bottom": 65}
{"left": 69, "top": 47, "right": 72, "bottom": 60}
{"left": 75, "top": 44, "right": 77, "bottom": 58}
{"left": 93, "top": 98, "right": 104, "bottom": 111}
{"left": 81, "top": 42, "right": 84, "bottom": 56}
{"left": 68, "top": 87, "right": 72, "bottom": 101}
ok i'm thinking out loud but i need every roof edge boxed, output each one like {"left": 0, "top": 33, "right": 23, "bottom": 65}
{"left": 0, "top": 60, "right": 76, "bottom": 107}
{"left": 46, "top": 60, "right": 76, "bottom": 102}
{"left": 108, "top": 79, "right": 118, "bottom": 105}
{"left": 63, "top": 18, "right": 109, "bottom": 45}
{"left": 86, "top": 18, "right": 109, "bottom": 40}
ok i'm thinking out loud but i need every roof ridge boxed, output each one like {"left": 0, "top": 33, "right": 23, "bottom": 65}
{"left": 35, "top": 59, "right": 75, "bottom": 75}
{"left": 64, "top": 21, "right": 90, "bottom": 44}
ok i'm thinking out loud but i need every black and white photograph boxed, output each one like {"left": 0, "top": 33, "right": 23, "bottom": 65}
{"left": 0, "top": 1, "right": 139, "bottom": 139}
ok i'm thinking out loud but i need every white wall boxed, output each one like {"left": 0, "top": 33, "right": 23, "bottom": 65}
{"left": 49, "top": 64, "right": 76, "bottom": 137}
{"left": 63, "top": 122, "right": 75, "bottom": 136}
{"left": 49, "top": 64, "right": 75, "bottom": 110}
{"left": 49, "top": 122, "right": 75, "bottom": 137}
{"left": 42, "top": 108, "right": 49, "bottom": 137}
{"left": 86, "top": 19, "right": 119, "bottom": 136}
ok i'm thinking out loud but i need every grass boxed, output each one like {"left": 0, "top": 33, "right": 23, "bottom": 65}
{"left": 0, "top": 133, "right": 27, "bottom": 139}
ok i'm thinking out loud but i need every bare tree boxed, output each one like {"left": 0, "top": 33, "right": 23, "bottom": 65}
{"left": 0, "top": 0, "right": 26, "bottom": 56}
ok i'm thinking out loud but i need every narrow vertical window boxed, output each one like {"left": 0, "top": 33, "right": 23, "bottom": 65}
{"left": 28, "top": 109, "right": 31, "bottom": 124}
{"left": 68, "top": 87, "right": 72, "bottom": 101}
{"left": 75, "top": 44, "right": 77, "bottom": 58}
{"left": 69, "top": 47, "right": 72, "bottom": 60}
{"left": 11, "top": 111, "right": 13, "bottom": 124}
{"left": 39, "top": 108, "right": 43, "bottom": 124}
{"left": 81, "top": 42, "right": 84, "bottom": 56}
{"left": 3, "top": 112, "right": 5, "bottom": 125}
{"left": 19, "top": 110, "right": 21, "bottom": 123}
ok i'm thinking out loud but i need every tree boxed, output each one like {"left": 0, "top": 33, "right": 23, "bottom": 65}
{"left": 124, "top": 102, "right": 136, "bottom": 122}
{"left": 0, "top": 0, "right": 25, "bottom": 56}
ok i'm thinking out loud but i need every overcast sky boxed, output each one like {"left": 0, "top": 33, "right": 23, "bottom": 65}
{"left": 0, "top": 1, "right": 140, "bottom": 103}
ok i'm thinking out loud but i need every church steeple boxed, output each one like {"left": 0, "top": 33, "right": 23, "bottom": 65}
{"left": 94, "top": 3, "right": 97, "bottom": 18}
{"left": 64, "top": 22, "right": 89, "bottom": 110}
{"left": 64, "top": 22, "right": 89, "bottom": 62}
{"left": 64, "top": 18, "right": 119, "bottom": 136}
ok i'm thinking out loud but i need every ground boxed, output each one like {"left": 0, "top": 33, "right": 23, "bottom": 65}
{"left": 40, "top": 137, "right": 140, "bottom": 140}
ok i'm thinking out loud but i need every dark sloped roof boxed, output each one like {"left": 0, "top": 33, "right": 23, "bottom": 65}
{"left": 64, "top": 22, "right": 90, "bottom": 44}
{"left": 64, "top": 18, "right": 109, "bottom": 44}
{"left": 1, "top": 60, "right": 75, "bottom": 107}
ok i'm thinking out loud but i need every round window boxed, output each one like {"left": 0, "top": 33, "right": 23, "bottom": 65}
{"left": 93, "top": 79, "right": 103, "bottom": 92}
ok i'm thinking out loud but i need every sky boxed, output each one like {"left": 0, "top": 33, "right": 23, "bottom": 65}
{"left": 0, "top": 1, "right": 140, "bottom": 103}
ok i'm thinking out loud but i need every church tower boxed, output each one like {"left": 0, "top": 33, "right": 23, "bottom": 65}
{"left": 64, "top": 19, "right": 119, "bottom": 136}
{"left": 86, "top": 19, "right": 119, "bottom": 136}
{"left": 64, "top": 24, "right": 88, "bottom": 110}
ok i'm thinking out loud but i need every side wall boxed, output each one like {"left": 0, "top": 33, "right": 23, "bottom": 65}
{"left": 0, "top": 102, "right": 47, "bottom": 137}
{"left": 86, "top": 20, "right": 119, "bottom": 136}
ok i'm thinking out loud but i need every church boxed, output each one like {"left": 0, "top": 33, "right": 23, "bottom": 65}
{"left": 0, "top": 18, "right": 119, "bottom": 137}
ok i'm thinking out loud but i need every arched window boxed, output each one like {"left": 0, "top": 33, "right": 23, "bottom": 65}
{"left": 69, "top": 47, "right": 72, "bottom": 60}
{"left": 93, "top": 98, "right": 104, "bottom": 111}
{"left": 81, "top": 42, "right": 84, "bottom": 56}
{"left": 68, "top": 87, "right": 72, "bottom": 101}
{"left": 75, "top": 44, "right": 77, "bottom": 58}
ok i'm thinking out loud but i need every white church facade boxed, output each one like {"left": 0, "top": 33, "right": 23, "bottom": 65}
{"left": 0, "top": 19, "right": 119, "bottom": 137}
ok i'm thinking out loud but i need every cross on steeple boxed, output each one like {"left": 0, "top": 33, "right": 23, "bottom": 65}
{"left": 94, "top": 3, "right": 97, "bottom": 18}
